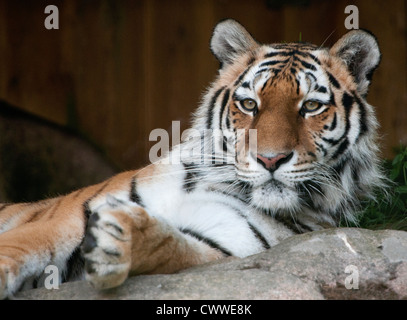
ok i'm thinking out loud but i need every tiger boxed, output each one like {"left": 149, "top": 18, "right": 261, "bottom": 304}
{"left": 0, "top": 19, "right": 386, "bottom": 299}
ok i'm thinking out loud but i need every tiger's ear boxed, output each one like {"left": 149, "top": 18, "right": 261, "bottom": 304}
{"left": 330, "top": 30, "right": 381, "bottom": 97}
{"left": 210, "top": 19, "right": 258, "bottom": 68}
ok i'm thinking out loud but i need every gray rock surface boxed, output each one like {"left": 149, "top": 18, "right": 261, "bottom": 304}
{"left": 16, "top": 228, "right": 407, "bottom": 300}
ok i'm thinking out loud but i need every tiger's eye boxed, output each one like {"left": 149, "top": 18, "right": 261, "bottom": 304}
{"left": 241, "top": 99, "right": 257, "bottom": 111}
{"left": 302, "top": 100, "right": 321, "bottom": 112}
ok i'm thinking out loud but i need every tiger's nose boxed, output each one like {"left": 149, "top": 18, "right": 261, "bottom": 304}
{"left": 256, "top": 152, "right": 293, "bottom": 172}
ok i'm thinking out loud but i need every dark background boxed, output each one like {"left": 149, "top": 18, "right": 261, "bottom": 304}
{"left": 0, "top": 0, "right": 406, "bottom": 201}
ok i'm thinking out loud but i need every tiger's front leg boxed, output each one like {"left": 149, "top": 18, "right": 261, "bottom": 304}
{"left": 81, "top": 196, "right": 224, "bottom": 290}
{"left": 0, "top": 198, "right": 85, "bottom": 299}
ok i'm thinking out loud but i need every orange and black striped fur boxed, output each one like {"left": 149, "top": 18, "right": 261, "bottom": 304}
{"left": 0, "top": 20, "right": 385, "bottom": 298}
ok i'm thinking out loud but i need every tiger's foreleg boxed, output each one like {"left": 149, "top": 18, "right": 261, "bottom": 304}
{"left": 0, "top": 202, "right": 84, "bottom": 299}
{"left": 81, "top": 196, "right": 224, "bottom": 290}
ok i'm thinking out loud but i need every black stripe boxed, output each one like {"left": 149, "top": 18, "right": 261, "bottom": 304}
{"left": 297, "top": 59, "right": 317, "bottom": 71}
{"left": 82, "top": 180, "right": 111, "bottom": 220}
{"left": 315, "top": 141, "right": 327, "bottom": 156}
{"left": 258, "top": 60, "right": 279, "bottom": 68}
{"left": 272, "top": 49, "right": 313, "bottom": 59}
{"left": 130, "top": 177, "right": 145, "bottom": 207}
{"left": 272, "top": 68, "right": 282, "bottom": 77}
{"left": 225, "top": 106, "right": 231, "bottom": 129}
{"left": 273, "top": 50, "right": 295, "bottom": 57}
{"left": 332, "top": 138, "right": 349, "bottom": 160}
{"left": 222, "top": 136, "right": 228, "bottom": 153}
{"left": 261, "top": 77, "right": 271, "bottom": 92}
{"left": 264, "top": 51, "right": 280, "bottom": 58}
{"left": 295, "top": 77, "right": 300, "bottom": 94}
{"left": 316, "top": 85, "right": 327, "bottom": 93}
{"left": 247, "top": 56, "right": 256, "bottom": 65}
{"left": 67, "top": 180, "right": 110, "bottom": 284}
{"left": 234, "top": 67, "right": 251, "bottom": 86}
{"left": 294, "top": 50, "right": 316, "bottom": 59}
{"left": 241, "top": 81, "right": 250, "bottom": 88}
{"left": 83, "top": 200, "right": 92, "bottom": 220}
{"left": 182, "top": 162, "right": 198, "bottom": 193}
{"left": 258, "top": 58, "right": 290, "bottom": 69}
{"left": 323, "top": 92, "right": 353, "bottom": 147}
{"left": 305, "top": 72, "right": 317, "bottom": 82}
{"left": 343, "top": 94, "right": 353, "bottom": 134}
{"left": 307, "top": 53, "right": 321, "bottom": 65}
{"left": 179, "top": 227, "right": 232, "bottom": 256}
{"left": 327, "top": 72, "right": 340, "bottom": 89}
{"left": 71, "top": 179, "right": 113, "bottom": 282}
{"left": 354, "top": 93, "right": 368, "bottom": 137}
{"left": 273, "top": 215, "right": 302, "bottom": 234}
{"left": 248, "top": 223, "right": 270, "bottom": 249}
{"left": 322, "top": 136, "right": 341, "bottom": 146}
{"left": 255, "top": 68, "right": 270, "bottom": 76}
{"left": 329, "top": 112, "right": 337, "bottom": 131}
{"left": 340, "top": 92, "right": 353, "bottom": 142}
{"left": 206, "top": 87, "right": 225, "bottom": 129}
{"left": 62, "top": 246, "right": 85, "bottom": 283}
{"left": 219, "top": 89, "right": 230, "bottom": 129}
{"left": 329, "top": 91, "right": 336, "bottom": 106}
{"left": 342, "top": 92, "right": 354, "bottom": 112}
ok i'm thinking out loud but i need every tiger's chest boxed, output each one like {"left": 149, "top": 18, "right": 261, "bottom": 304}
{"left": 134, "top": 165, "right": 295, "bottom": 257}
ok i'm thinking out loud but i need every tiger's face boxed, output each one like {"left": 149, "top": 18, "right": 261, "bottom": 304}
{"left": 225, "top": 42, "right": 372, "bottom": 213}
{"left": 194, "top": 20, "right": 384, "bottom": 222}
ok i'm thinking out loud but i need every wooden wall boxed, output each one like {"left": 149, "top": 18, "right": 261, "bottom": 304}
{"left": 0, "top": 0, "right": 406, "bottom": 170}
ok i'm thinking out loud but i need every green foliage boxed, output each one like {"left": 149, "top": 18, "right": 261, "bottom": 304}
{"left": 348, "top": 146, "right": 407, "bottom": 231}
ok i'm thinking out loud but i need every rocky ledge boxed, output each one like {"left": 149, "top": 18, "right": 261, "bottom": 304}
{"left": 16, "top": 228, "right": 407, "bottom": 300}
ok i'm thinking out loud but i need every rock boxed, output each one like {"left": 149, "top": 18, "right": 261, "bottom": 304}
{"left": 15, "top": 228, "right": 407, "bottom": 300}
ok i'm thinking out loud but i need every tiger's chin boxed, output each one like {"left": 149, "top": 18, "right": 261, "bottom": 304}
{"left": 251, "top": 180, "right": 301, "bottom": 214}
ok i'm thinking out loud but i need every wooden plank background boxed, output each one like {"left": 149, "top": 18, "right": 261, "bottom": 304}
{"left": 0, "top": 0, "right": 406, "bottom": 170}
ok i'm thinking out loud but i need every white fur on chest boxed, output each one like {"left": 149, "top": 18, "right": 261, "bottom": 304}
{"left": 134, "top": 164, "right": 293, "bottom": 257}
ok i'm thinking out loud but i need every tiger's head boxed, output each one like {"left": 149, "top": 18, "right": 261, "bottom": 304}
{"left": 190, "top": 19, "right": 386, "bottom": 228}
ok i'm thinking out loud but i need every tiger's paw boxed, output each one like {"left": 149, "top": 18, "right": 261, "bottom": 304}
{"left": 81, "top": 196, "right": 136, "bottom": 290}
